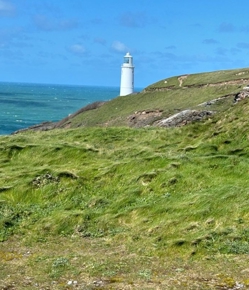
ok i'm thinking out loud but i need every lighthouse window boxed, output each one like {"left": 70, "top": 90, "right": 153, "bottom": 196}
{"left": 124, "top": 57, "right": 129, "bottom": 64}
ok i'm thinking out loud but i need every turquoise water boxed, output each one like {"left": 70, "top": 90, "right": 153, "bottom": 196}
{"left": 0, "top": 82, "right": 121, "bottom": 135}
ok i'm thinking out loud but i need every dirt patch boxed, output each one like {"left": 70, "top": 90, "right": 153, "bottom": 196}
{"left": 1, "top": 237, "right": 249, "bottom": 290}
{"left": 127, "top": 109, "right": 163, "bottom": 127}
{"left": 146, "top": 78, "right": 249, "bottom": 92}
{"left": 207, "top": 79, "right": 249, "bottom": 87}
{"left": 178, "top": 75, "right": 189, "bottom": 87}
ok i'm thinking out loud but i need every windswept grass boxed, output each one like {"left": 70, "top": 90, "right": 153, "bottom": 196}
{"left": 0, "top": 97, "right": 249, "bottom": 288}
{"left": 2, "top": 68, "right": 249, "bottom": 288}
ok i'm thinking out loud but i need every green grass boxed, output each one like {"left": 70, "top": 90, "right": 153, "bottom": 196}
{"left": 1, "top": 68, "right": 249, "bottom": 288}
{"left": 68, "top": 85, "right": 240, "bottom": 128}
{"left": 63, "top": 67, "right": 249, "bottom": 129}
{"left": 147, "top": 67, "right": 249, "bottom": 89}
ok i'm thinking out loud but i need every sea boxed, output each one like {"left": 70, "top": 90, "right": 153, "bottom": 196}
{"left": 0, "top": 82, "right": 127, "bottom": 135}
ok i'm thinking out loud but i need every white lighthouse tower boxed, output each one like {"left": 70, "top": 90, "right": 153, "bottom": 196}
{"left": 120, "top": 52, "right": 134, "bottom": 96}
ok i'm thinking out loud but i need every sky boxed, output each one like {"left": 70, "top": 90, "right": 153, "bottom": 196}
{"left": 1, "top": 0, "right": 249, "bottom": 89}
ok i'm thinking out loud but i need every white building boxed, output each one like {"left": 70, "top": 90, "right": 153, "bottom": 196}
{"left": 120, "top": 52, "right": 134, "bottom": 96}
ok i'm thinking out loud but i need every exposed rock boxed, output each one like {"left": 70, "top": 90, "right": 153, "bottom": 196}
{"left": 234, "top": 90, "right": 249, "bottom": 103}
{"left": 32, "top": 173, "right": 59, "bottom": 188}
{"left": 198, "top": 95, "right": 233, "bottom": 107}
{"left": 127, "top": 109, "right": 163, "bottom": 127}
{"left": 155, "top": 110, "right": 214, "bottom": 127}
{"left": 12, "top": 121, "right": 56, "bottom": 134}
{"left": 11, "top": 83, "right": 249, "bottom": 134}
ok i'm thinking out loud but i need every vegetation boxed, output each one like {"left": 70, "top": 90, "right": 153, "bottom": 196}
{"left": 1, "top": 68, "right": 249, "bottom": 289}
{"left": 60, "top": 68, "right": 248, "bottom": 129}
{"left": 147, "top": 67, "right": 249, "bottom": 89}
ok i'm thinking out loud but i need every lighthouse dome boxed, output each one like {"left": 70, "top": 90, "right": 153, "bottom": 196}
{"left": 123, "top": 52, "right": 133, "bottom": 66}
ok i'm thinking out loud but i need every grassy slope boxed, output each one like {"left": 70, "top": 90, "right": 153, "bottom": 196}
{"left": 68, "top": 85, "right": 239, "bottom": 128}
{"left": 148, "top": 67, "right": 249, "bottom": 88}
{"left": 65, "top": 68, "right": 249, "bottom": 128}
{"left": 1, "top": 69, "right": 249, "bottom": 289}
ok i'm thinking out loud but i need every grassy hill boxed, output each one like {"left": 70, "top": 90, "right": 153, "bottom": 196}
{"left": 1, "top": 68, "right": 249, "bottom": 289}
{"left": 50, "top": 67, "right": 249, "bottom": 129}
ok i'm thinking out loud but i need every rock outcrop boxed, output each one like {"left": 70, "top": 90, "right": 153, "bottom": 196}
{"left": 127, "top": 109, "right": 163, "bottom": 127}
{"left": 155, "top": 110, "right": 214, "bottom": 127}
{"left": 12, "top": 84, "right": 249, "bottom": 135}
{"left": 234, "top": 90, "right": 249, "bottom": 103}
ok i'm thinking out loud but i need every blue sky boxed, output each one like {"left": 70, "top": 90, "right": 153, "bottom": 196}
{"left": 1, "top": 0, "right": 249, "bottom": 88}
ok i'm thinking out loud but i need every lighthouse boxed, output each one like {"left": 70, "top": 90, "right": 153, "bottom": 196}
{"left": 120, "top": 52, "right": 134, "bottom": 96}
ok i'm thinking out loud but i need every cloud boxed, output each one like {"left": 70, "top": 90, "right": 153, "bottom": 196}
{"left": 94, "top": 37, "right": 106, "bottom": 46}
{"left": 33, "top": 14, "right": 78, "bottom": 31}
{"left": 215, "top": 47, "right": 228, "bottom": 56}
{"left": 237, "top": 42, "right": 249, "bottom": 49}
{"left": 0, "top": 27, "right": 24, "bottom": 47}
{"left": 193, "top": 23, "right": 202, "bottom": 28}
{"left": 111, "top": 41, "right": 129, "bottom": 53}
{"left": 230, "top": 47, "right": 240, "bottom": 55}
{"left": 38, "top": 50, "right": 68, "bottom": 61}
{"left": 0, "top": 46, "right": 24, "bottom": 61}
{"left": 0, "top": 0, "right": 15, "bottom": 16}
{"left": 153, "top": 51, "right": 178, "bottom": 61}
{"left": 68, "top": 44, "right": 87, "bottom": 56}
{"left": 59, "top": 19, "right": 78, "bottom": 30}
{"left": 91, "top": 18, "right": 104, "bottom": 25}
{"left": 149, "top": 50, "right": 232, "bottom": 69}
{"left": 240, "top": 25, "right": 249, "bottom": 33}
{"left": 165, "top": 45, "right": 176, "bottom": 50}
{"left": 203, "top": 38, "right": 218, "bottom": 45}
{"left": 218, "top": 22, "right": 235, "bottom": 33}
{"left": 119, "top": 11, "right": 149, "bottom": 28}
